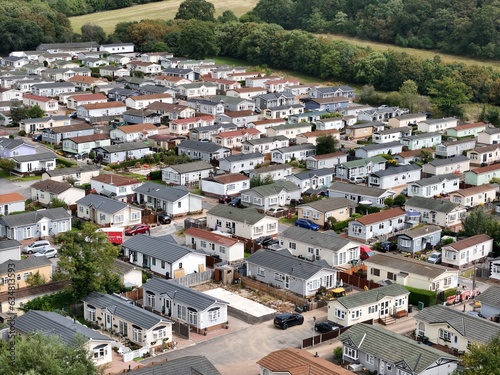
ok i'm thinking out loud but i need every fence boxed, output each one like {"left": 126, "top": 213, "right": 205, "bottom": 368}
{"left": 171, "top": 270, "right": 214, "bottom": 287}
{"left": 337, "top": 272, "right": 381, "bottom": 291}
{"left": 301, "top": 319, "right": 373, "bottom": 348}
{"left": 121, "top": 288, "right": 143, "bottom": 301}
{"left": 122, "top": 346, "right": 149, "bottom": 362}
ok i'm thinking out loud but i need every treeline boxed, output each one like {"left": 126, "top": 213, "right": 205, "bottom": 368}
{"left": 248, "top": 0, "right": 500, "bottom": 60}
{"left": 0, "top": 0, "right": 75, "bottom": 53}
{"left": 45, "top": 0, "right": 163, "bottom": 17}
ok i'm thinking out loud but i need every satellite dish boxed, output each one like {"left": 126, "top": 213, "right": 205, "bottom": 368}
{"left": 359, "top": 200, "right": 372, "bottom": 206}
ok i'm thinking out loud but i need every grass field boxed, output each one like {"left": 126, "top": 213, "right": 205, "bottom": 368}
{"left": 69, "top": 0, "right": 258, "bottom": 34}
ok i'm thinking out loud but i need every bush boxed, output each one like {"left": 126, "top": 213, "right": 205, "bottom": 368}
{"left": 148, "top": 170, "right": 162, "bottom": 180}
{"left": 332, "top": 220, "right": 349, "bottom": 233}
{"left": 56, "top": 158, "right": 76, "bottom": 167}
{"left": 442, "top": 238, "right": 454, "bottom": 245}
{"left": 405, "top": 286, "right": 437, "bottom": 307}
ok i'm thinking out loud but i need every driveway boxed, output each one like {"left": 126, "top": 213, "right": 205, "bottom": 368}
{"left": 0, "top": 178, "right": 32, "bottom": 199}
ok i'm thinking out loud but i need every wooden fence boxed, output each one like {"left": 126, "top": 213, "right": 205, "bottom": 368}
{"left": 302, "top": 319, "right": 373, "bottom": 348}
{"left": 337, "top": 272, "right": 381, "bottom": 291}
{"left": 171, "top": 270, "right": 214, "bottom": 287}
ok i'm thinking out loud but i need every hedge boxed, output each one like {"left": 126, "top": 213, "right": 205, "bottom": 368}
{"left": 405, "top": 286, "right": 437, "bottom": 307}
{"left": 56, "top": 158, "right": 76, "bottom": 167}
{"left": 148, "top": 170, "right": 162, "bottom": 180}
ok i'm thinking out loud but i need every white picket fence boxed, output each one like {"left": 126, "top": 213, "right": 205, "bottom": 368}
{"left": 122, "top": 346, "right": 149, "bottom": 362}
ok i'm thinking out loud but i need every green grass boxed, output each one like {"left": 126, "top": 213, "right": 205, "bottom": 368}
{"left": 279, "top": 215, "right": 298, "bottom": 225}
{"left": 9, "top": 175, "right": 42, "bottom": 182}
{"left": 69, "top": 0, "right": 259, "bottom": 34}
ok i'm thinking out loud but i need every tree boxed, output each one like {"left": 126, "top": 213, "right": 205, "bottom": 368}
{"left": 175, "top": 0, "right": 215, "bottom": 22}
{"left": 54, "top": 222, "right": 119, "bottom": 300}
{"left": 384, "top": 197, "right": 395, "bottom": 207}
{"left": 419, "top": 149, "right": 434, "bottom": 163}
{"left": 393, "top": 194, "right": 406, "bottom": 206}
{"left": 218, "top": 10, "right": 238, "bottom": 23}
{"left": 178, "top": 20, "right": 219, "bottom": 59}
{"left": 461, "top": 335, "right": 500, "bottom": 375}
{"left": 0, "top": 331, "right": 103, "bottom": 375}
{"left": 316, "top": 135, "right": 339, "bottom": 155}
{"left": 0, "top": 158, "right": 16, "bottom": 174}
{"left": 428, "top": 76, "right": 473, "bottom": 117}
{"left": 27, "top": 105, "right": 45, "bottom": 119}
{"left": 399, "top": 80, "right": 419, "bottom": 111}
{"left": 50, "top": 197, "right": 68, "bottom": 209}
{"left": 81, "top": 23, "right": 106, "bottom": 44}
{"left": 26, "top": 270, "right": 46, "bottom": 287}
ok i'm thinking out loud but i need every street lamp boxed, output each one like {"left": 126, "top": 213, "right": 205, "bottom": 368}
{"left": 312, "top": 316, "right": 316, "bottom": 347}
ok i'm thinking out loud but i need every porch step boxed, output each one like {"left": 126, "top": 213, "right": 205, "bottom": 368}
{"left": 380, "top": 315, "right": 396, "bottom": 325}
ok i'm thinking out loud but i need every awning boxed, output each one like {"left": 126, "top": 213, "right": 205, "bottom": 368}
{"left": 100, "top": 189, "right": 116, "bottom": 198}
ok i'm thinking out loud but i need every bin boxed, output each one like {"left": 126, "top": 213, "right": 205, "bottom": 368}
{"left": 303, "top": 304, "right": 309, "bottom": 312}
{"left": 408, "top": 304, "right": 413, "bottom": 313}
{"left": 295, "top": 306, "right": 303, "bottom": 313}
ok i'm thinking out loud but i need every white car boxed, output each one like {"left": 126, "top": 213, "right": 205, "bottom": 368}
{"left": 348, "top": 176, "right": 365, "bottom": 184}
{"left": 34, "top": 247, "right": 58, "bottom": 259}
{"left": 23, "top": 240, "right": 51, "bottom": 254}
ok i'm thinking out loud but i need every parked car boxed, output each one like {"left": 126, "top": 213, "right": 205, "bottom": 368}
{"left": 273, "top": 313, "right": 304, "bottom": 330}
{"left": 427, "top": 251, "right": 442, "bottom": 264}
{"left": 315, "top": 321, "right": 341, "bottom": 333}
{"left": 255, "top": 236, "right": 272, "bottom": 245}
{"left": 34, "top": 247, "right": 58, "bottom": 259}
{"left": 262, "top": 238, "right": 279, "bottom": 247}
{"left": 125, "top": 224, "right": 150, "bottom": 236}
{"left": 378, "top": 241, "right": 398, "bottom": 252}
{"left": 157, "top": 213, "right": 172, "bottom": 225}
{"left": 23, "top": 240, "right": 51, "bottom": 254}
{"left": 32, "top": 134, "right": 42, "bottom": 142}
{"left": 229, "top": 197, "right": 244, "bottom": 208}
{"left": 295, "top": 218, "right": 319, "bottom": 231}
{"left": 218, "top": 195, "right": 232, "bottom": 204}
{"left": 348, "top": 176, "right": 365, "bottom": 184}
{"left": 267, "top": 207, "right": 286, "bottom": 216}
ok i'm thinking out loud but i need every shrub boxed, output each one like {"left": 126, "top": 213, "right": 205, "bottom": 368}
{"left": 56, "top": 158, "right": 76, "bottom": 167}
{"left": 405, "top": 286, "right": 437, "bottom": 307}
{"left": 442, "top": 238, "right": 454, "bottom": 245}
{"left": 149, "top": 170, "right": 162, "bottom": 180}
{"left": 18, "top": 130, "right": 26, "bottom": 136}
{"left": 332, "top": 220, "right": 349, "bottom": 233}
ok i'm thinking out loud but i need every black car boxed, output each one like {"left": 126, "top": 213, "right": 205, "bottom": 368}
{"left": 157, "top": 213, "right": 172, "bottom": 224}
{"left": 32, "top": 134, "right": 42, "bottom": 142}
{"left": 229, "top": 197, "right": 244, "bottom": 208}
{"left": 315, "top": 321, "right": 340, "bottom": 333}
{"left": 273, "top": 313, "right": 304, "bottom": 330}
{"left": 262, "top": 238, "right": 279, "bottom": 247}
{"left": 379, "top": 241, "right": 398, "bottom": 252}
{"left": 255, "top": 236, "right": 272, "bottom": 245}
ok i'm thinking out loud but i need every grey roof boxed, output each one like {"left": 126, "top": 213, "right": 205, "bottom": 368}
{"left": 0, "top": 207, "right": 70, "bottom": 227}
{"left": 191, "top": 123, "right": 236, "bottom": 133}
{"left": 244, "top": 135, "right": 288, "bottom": 145}
{"left": 94, "top": 142, "right": 150, "bottom": 153}
{"left": 134, "top": 182, "right": 189, "bottom": 202}
{"left": 402, "top": 132, "right": 441, "bottom": 140}
{"left": 11, "top": 152, "right": 56, "bottom": 163}
{"left": 405, "top": 196, "right": 460, "bottom": 213}
{"left": 0, "top": 239, "right": 21, "bottom": 251}
{"left": 76, "top": 194, "right": 128, "bottom": 214}
{"left": 414, "top": 304, "right": 500, "bottom": 345}
{"left": 329, "top": 182, "right": 390, "bottom": 198}
{"left": 397, "top": 225, "right": 442, "bottom": 239}
{"left": 348, "top": 121, "right": 384, "bottom": 129}
{"left": 113, "top": 259, "right": 139, "bottom": 275}
{"left": 441, "top": 138, "right": 475, "bottom": 146}
{"left": 44, "top": 164, "right": 98, "bottom": 177}
{"left": 297, "top": 197, "right": 357, "bottom": 213}
{"left": 154, "top": 234, "right": 177, "bottom": 243}
{"left": 0, "top": 256, "right": 51, "bottom": 274}
{"left": 371, "top": 164, "right": 421, "bottom": 177}
{"left": 167, "top": 160, "right": 213, "bottom": 173}
{"left": 364, "top": 253, "right": 453, "bottom": 278}
{"left": 291, "top": 168, "right": 333, "bottom": 181}
{"left": 246, "top": 249, "right": 332, "bottom": 280}
{"left": 259, "top": 92, "right": 295, "bottom": 100}
{"left": 275, "top": 144, "right": 315, "bottom": 153}
{"left": 249, "top": 164, "right": 292, "bottom": 174}
{"left": 126, "top": 356, "right": 220, "bottom": 375}
{"left": 410, "top": 173, "right": 459, "bottom": 187}
{"left": 338, "top": 323, "right": 457, "bottom": 373}
{"left": 38, "top": 42, "right": 100, "bottom": 50}
{"left": 280, "top": 226, "right": 358, "bottom": 252}
{"left": 30, "top": 179, "right": 72, "bottom": 194}
{"left": 178, "top": 139, "right": 229, "bottom": 153}
{"left": 241, "top": 180, "right": 300, "bottom": 198}
{"left": 335, "top": 284, "right": 409, "bottom": 309}
{"left": 374, "top": 126, "right": 412, "bottom": 135}
{"left": 222, "top": 152, "right": 264, "bottom": 162}
{"left": 164, "top": 67, "right": 194, "bottom": 74}
{"left": 475, "top": 285, "right": 500, "bottom": 308}
{"left": 15, "top": 310, "right": 113, "bottom": 346}
{"left": 421, "top": 117, "right": 456, "bottom": 124}
{"left": 359, "top": 141, "right": 402, "bottom": 151}
{"left": 207, "top": 205, "right": 267, "bottom": 225}
{"left": 83, "top": 292, "right": 171, "bottom": 330}
{"left": 143, "top": 278, "right": 228, "bottom": 311}
{"left": 427, "top": 155, "right": 470, "bottom": 166}
{"left": 340, "top": 156, "right": 387, "bottom": 168}
{"left": 0, "top": 138, "right": 28, "bottom": 150}
{"left": 32, "top": 82, "right": 75, "bottom": 89}
{"left": 122, "top": 234, "right": 194, "bottom": 263}
{"left": 269, "top": 122, "right": 311, "bottom": 131}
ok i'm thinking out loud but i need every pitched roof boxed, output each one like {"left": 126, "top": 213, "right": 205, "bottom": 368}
{"left": 359, "top": 141, "right": 402, "bottom": 151}
{"left": 257, "top": 348, "right": 352, "bottom": 375}
{"left": 84, "top": 291, "right": 171, "bottom": 329}
{"left": 76, "top": 194, "right": 129, "bottom": 214}
{"left": 44, "top": 164, "right": 98, "bottom": 177}
{"left": 0, "top": 207, "right": 70, "bottom": 227}
{"left": 410, "top": 173, "right": 459, "bottom": 187}
{"left": 0, "top": 239, "right": 21, "bottom": 251}
{"left": 338, "top": 323, "right": 457, "bottom": 374}
{"left": 291, "top": 168, "right": 333, "bottom": 181}
{"left": 371, "top": 164, "right": 421, "bottom": 177}
{"left": 334, "top": 284, "right": 409, "bottom": 309}
{"left": 364, "top": 253, "right": 454, "bottom": 278}
{"left": 397, "top": 225, "right": 442, "bottom": 239}
{"left": 114, "top": 123, "right": 157, "bottom": 134}
{"left": 133, "top": 183, "right": 190, "bottom": 202}
{"left": 340, "top": 156, "right": 387, "bottom": 168}
{"left": 11, "top": 152, "right": 56, "bottom": 163}
{"left": 443, "top": 234, "right": 492, "bottom": 251}
{"left": 210, "top": 173, "right": 249, "bottom": 184}
{"left": 126, "top": 356, "right": 221, "bottom": 375}
{"left": 67, "top": 93, "right": 106, "bottom": 101}
{"left": 475, "top": 285, "right": 500, "bottom": 308}
{"left": 167, "top": 160, "right": 213, "bottom": 173}
{"left": 184, "top": 227, "right": 239, "bottom": 247}
{"left": 80, "top": 102, "right": 126, "bottom": 110}
{"left": 122, "top": 234, "right": 195, "bottom": 263}
{"left": 178, "top": 140, "right": 228, "bottom": 153}
{"left": 329, "top": 181, "right": 390, "bottom": 198}
{"left": 0, "top": 138, "right": 30, "bottom": 150}
{"left": 402, "top": 132, "right": 441, "bottom": 140}
{"left": 222, "top": 152, "right": 264, "bottom": 162}
{"left": 242, "top": 180, "right": 300, "bottom": 197}
{"left": 452, "top": 122, "right": 485, "bottom": 131}
{"left": 469, "top": 163, "right": 500, "bottom": 174}
{"left": 144, "top": 277, "right": 228, "bottom": 311}
{"left": 414, "top": 304, "right": 500, "bottom": 345}
{"left": 30, "top": 179, "right": 73, "bottom": 194}
{"left": 45, "top": 122, "right": 93, "bottom": 133}
{"left": 215, "top": 128, "right": 260, "bottom": 138}
{"left": 15, "top": 310, "right": 113, "bottom": 346}
{"left": 405, "top": 196, "right": 461, "bottom": 213}
{"left": 427, "top": 155, "right": 469, "bottom": 166}
{"left": 0, "top": 192, "right": 25, "bottom": 204}
{"left": 91, "top": 173, "right": 141, "bottom": 187}
{"left": 94, "top": 142, "right": 150, "bottom": 153}
{"left": 355, "top": 208, "right": 406, "bottom": 226}
{"left": 450, "top": 184, "right": 495, "bottom": 197}
{"left": 298, "top": 197, "right": 356, "bottom": 212}
{"left": 280, "top": 226, "right": 359, "bottom": 252}
{"left": 67, "top": 134, "right": 109, "bottom": 144}
{"left": 207, "top": 205, "right": 269, "bottom": 225}
{"left": 309, "top": 151, "right": 347, "bottom": 160}
{"left": 246, "top": 249, "right": 331, "bottom": 280}
{"left": 0, "top": 256, "right": 51, "bottom": 275}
